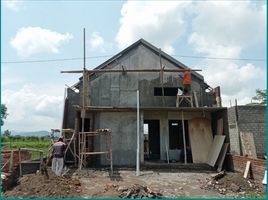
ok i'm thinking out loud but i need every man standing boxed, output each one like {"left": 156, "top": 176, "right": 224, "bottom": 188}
{"left": 183, "top": 68, "right": 191, "bottom": 95}
{"left": 51, "top": 137, "right": 66, "bottom": 176}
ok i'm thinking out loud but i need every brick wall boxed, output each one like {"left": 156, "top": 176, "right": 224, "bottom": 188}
{"left": 227, "top": 106, "right": 266, "bottom": 157}
{"left": 1, "top": 150, "right": 32, "bottom": 191}
{"left": 228, "top": 155, "right": 266, "bottom": 181}
{"left": 1, "top": 150, "right": 32, "bottom": 173}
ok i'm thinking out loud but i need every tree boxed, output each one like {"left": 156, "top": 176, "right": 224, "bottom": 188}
{"left": 1, "top": 104, "right": 8, "bottom": 126}
{"left": 249, "top": 89, "right": 266, "bottom": 106}
{"left": 252, "top": 89, "right": 266, "bottom": 105}
{"left": 3, "top": 129, "right": 11, "bottom": 137}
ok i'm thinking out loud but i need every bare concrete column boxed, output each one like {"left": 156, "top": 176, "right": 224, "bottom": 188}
{"left": 215, "top": 86, "right": 222, "bottom": 107}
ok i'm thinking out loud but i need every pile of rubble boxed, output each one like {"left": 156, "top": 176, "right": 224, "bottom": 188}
{"left": 118, "top": 184, "right": 163, "bottom": 199}
{"left": 199, "top": 171, "right": 265, "bottom": 197}
{"left": 4, "top": 169, "right": 82, "bottom": 198}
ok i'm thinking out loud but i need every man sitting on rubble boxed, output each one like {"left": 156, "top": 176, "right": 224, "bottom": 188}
{"left": 51, "top": 137, "right": 66, "bottom": 176}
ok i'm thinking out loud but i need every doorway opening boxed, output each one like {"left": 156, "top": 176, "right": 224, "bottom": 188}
{"left": 144, "top": 120, "right": 160, "bottom": 161}
{"left": 168, "top": 120, "right": 192, "bottom": 163}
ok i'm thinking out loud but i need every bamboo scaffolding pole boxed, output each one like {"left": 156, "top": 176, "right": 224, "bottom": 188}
{"left": 79, "top": 28, "right": 86, "bottom": 170}
{"left": 181, "top": 111, "right": 187, "bottom": 164}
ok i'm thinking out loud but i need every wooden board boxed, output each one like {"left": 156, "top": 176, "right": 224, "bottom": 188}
{"left": 240, "top": 132, "right": 257, "bottom": 159}
{"left": 216, "top": 118, "right": 223, "bottom": 135}
{"left": 207, "top": 135, "right": 225, "bottom": 167}
{"left": 188, "top": 118, "right": 213, "bottom": 163}
{"left": 262, "top": 170, "right": 267, "bottom": 184}
{"left": 243, "top": 161, "right": 251, "bottom": 178}
{"left": 216, "top": 143, "right": 229, "bottom": 172}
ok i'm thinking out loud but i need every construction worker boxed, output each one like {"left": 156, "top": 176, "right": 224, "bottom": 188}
{"left": 51, "top": 137, "right": 66, "bottom": 176}
{"left": 182, "top": 68, "right": 191, "bottom": 95}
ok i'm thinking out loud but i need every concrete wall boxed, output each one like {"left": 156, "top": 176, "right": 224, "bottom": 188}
{"left": 227, "top": 106, "right": 266, "bottom": 157}
{"left": 93, "top": 111, "right": 143, "bottom": 166}
{"left": 93, "top": 110, "right": 215, "bottom": 166}
{"left": 87, "top": 44, "right": 215, "bottom": 108}
{"left": 64, "top": 88, "right": 80, "bottom": 129}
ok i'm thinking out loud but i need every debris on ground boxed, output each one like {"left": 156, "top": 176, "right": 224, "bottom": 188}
{"left": 211, "top": 170, "right": 226, "bottom": 180}
{"left": 4, "top": 169, "right": 82, "bottom": 198}
{"left": 118, "top": 184, "right": 163, "bottom": 198}
{"left": 199, "top": 172, "right": 266, "bottom": 197}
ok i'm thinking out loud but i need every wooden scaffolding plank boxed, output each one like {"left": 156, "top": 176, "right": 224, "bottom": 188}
{"left": 207, "top": 135, "right": 226, "bottom": 167}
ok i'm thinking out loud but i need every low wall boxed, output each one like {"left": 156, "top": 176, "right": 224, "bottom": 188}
{"left": 227, "top": 155, "right": 266, "bottom": 181}
{"left": 1, "top": 150, "right": 32, "bottom": 191}
{"left": 2, "top": 150, "right": 32, "bottom": 172}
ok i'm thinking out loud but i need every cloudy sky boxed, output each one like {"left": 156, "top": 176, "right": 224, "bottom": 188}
{"left": 1, "top": 0, "right": 266, "bottom": 132}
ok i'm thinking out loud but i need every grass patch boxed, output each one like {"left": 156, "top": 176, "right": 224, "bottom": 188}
{"left": 2, "top": 139, "right": 50, "bottom": 160}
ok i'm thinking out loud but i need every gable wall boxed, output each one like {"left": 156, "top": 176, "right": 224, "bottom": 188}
{"left": 84, "top": 44, "right": 214, "bottom": 107}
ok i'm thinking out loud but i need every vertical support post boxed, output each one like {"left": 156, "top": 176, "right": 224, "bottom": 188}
{"left": 235, "top": 98, "right": 242, "bottom": 155}
{"left": 19, "top": 149, "right": 22, "bottom": 177}
{"left": 78, "top": 130, "right": 80, "bottom": 167}
{"left": 9, "top": 150, "right": 14, "bottom": 172}
{"left": 109, "top": 132, "right": 113, "bottom": 176}
{"left": 74, "top": 112, "right": 79, "bottom": 166}
{"left": 215, "top": 86, "right": 222, "bottom": 107}
{"left": 40, "top": 152, "right": 43, "bottom": 171}
{"left": 136, "top": 90, "right": 140, "bottom": 176}
{"left": 74, "top": 131, "right": 77, "bottom": 166}
{"left": 181, "top": 111, "right": 187, "bottom": 164}
{"left": 80, "top": 28, "right": 86, "bottom": 170}
{"left": 165, "top": 139, "right": 169, "bottom": 164}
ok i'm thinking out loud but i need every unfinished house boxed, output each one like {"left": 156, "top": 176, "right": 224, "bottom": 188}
{"left": 62, "top": 39, "right": 229, "bottom": 170}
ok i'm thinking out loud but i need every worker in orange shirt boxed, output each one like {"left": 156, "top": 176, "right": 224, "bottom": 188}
{"left": 183, "top": 68, "right": 191, "bottom": 95}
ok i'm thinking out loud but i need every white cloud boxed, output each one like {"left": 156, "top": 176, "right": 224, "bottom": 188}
{"left": 188, "top": 1, "right": 266, "bottom": 106}
{"left": 188, "top": 1, "right": 266, "bottom": 57}
{"left": 3, "top": 0, "right": 24, "bottom": 11}
{"left": 10, "top": 27, "right": 73, "bottom": 58}
{"left": 115, "top": 1, "right": 191, "bottom": 54}
{"left": 2, "top": 84, "right": 63, "bottom": 131}
{"left": 89, "top": 32, "right": 104, "bottom": 51}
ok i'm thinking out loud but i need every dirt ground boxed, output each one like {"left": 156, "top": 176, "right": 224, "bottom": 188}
{"left": 3, "top": 167, "right": 266, "bottom": 198}
{"left": 4, "top": 169, "right": 82, "bottom": 198}
{"left": 72, "top": 168, "right": 266, "bottom": 198}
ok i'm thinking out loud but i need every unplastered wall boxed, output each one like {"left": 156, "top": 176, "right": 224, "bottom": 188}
{"left": 237, "top": 106, "right": 266, "bottom": 157}
{"left": 93, "top": 111, "right": 144, "bottom": 166}
{"left": 227, "top": 106, "right": 266, "bottom": 157}
{"left": 65, "top": 88, "right": 80, "bottom": 129}
{"left": 229, "top": 155, "right": 266, "bottom": 181}
{"left": 89, "top": 44, "right": 210, "bottom": 108}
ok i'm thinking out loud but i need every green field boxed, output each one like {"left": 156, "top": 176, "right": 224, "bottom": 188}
{"left": 2, "top": 136, "right": 51, "bottom": 160}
